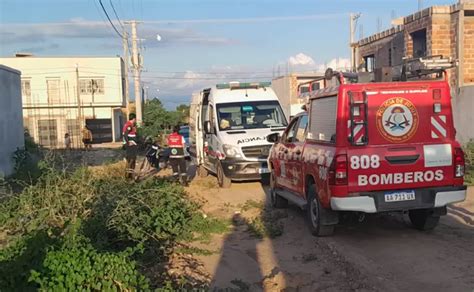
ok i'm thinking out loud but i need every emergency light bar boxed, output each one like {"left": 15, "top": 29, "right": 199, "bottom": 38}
{"left": 216, "top": 81, "right": 271, "bottom": 90}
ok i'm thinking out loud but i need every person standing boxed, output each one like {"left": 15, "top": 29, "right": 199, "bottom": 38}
{"left": 81, "top": 125, "right": 93, "bottom": 150}
{"left": 122, "top": 113, "right": 138, "bottom": 179}
{"left": 167, "top": 125, "right": 188, "bottom": 186}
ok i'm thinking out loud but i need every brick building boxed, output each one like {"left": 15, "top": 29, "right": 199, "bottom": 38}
{"left": 356, "top": 0, "right": 474, "bottom": 143}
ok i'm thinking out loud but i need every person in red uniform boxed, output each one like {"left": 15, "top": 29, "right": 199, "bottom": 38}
{"left": 122, "top": 113, "right": 138, "bottom": 179}
{"left": 167, "top": 125, "right": 188, "bottom": 186}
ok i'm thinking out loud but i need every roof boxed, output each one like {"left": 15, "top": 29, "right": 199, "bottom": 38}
{"left": 210, "top": 86, "right": 279, "bottom": 104}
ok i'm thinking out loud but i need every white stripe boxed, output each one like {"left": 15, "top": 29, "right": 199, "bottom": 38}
{"left": 439, "top": 115, "right": 446, "bottom": 123}
{"left": 431, "top": 117, "right": 447, "bottom": 137}
{"left": 431, "top": 131, "right": 439, "bottom": 138}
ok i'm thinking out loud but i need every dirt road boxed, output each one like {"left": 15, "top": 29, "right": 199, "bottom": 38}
{"left": 184, "top": 176, "right": 474, "bottom": 291}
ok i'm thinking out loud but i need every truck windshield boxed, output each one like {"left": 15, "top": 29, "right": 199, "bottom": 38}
{"left": 216, "top": 101, "right": 287, "bottom": 131}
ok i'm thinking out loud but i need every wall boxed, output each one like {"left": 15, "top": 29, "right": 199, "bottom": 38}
{"left": 0, "top": 65, "right": 24, "bottom": 176}
{"left": 453, "top": 86, "right": 474, "bottom": 143}
{"left": 0, "top": 57, "right": 126, "bottom": 146}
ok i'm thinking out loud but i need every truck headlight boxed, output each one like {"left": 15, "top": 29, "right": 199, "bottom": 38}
{"left": 222, "top": 144, "right": 242, "bottom": 158}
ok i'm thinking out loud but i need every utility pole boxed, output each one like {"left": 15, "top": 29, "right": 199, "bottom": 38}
{"left": 122, "top": 31, "right": 130, "bottom": 118}
{"left": 350, "top": 13, "right": 361, "bottom": 72}
{"left": 125, "top": 20, "right": 143, "bottom": 125}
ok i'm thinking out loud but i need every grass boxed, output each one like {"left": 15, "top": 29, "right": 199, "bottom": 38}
{"left": 241, "top": 199, "right": 265, "bottom": 212}
{"left": 246, "top": 208, "right": 285, "bottom": 239}
{"left": 175, "top": 246, "right": 217, "bottom": 256}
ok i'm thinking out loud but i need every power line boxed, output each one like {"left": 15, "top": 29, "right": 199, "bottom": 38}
{"left": 109, "top": 0, "right": 124, "bottom": 29}
{"left": 98, "top": 0, "right": 124, "bottom": 39}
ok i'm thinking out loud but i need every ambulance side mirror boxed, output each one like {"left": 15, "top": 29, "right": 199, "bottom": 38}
{"left": 204, "top": 121, "right": 214, "bottom": 134}
{"left": 267, "top": 133, "right": 280, "bottom": 143}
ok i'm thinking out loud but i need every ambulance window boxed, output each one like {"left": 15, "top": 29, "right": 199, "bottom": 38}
{"left": 295, "top": 115, "right": 308, "bottom": 142}
{"left": 308, "top": 96, "right": 337, "bottom": 143}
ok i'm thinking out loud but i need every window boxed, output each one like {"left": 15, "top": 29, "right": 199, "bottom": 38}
{"left": 308, "top": 96, "right": 338, "bottom": 143}
{"left": 411, "top": 29, "right": 427, "bottom": 58}
{"left": 310, "top": 82, "right": 320, "bottom": 91}
{"left": 216, "top": 101, "right": 287, "bottom": 131}
{"left": 295, "top": 114, "right": 308, "bottom": 142}
{"left": 364, "top": 55, "right": 375, "bottom": 73}
{"left": 37, "top": 119, "right": 58, "bottom": 147}
{"left": 47, "top": 79, "right": 60, "bottom": 104}
{"left": 79, "top": 78, "right": 105, "bottom": 95}
{"left": 21, "top": 80, "right": 31, "bottom": 102}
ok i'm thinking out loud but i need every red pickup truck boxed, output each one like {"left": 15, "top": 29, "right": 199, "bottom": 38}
{"left": 267, "top": 71, "right": 467, "bottom": 236}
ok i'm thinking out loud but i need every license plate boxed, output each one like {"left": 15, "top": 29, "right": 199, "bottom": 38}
{"left": 384, "top": 190, "right": 416, "bottom": 202}
{"left": 258, "top": 168, "right": 270, "bottom": 174}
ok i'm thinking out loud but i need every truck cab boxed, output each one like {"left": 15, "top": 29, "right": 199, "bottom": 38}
{"left": 190, "top": 82, "right": 287, "bottom": 187}
{"left": 268, "top": 64, "right": 467, "bottom": 236}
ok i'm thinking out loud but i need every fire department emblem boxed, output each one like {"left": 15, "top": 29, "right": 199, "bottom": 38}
{"left": 376, "top": 97, "right": 419, "bottom": 143}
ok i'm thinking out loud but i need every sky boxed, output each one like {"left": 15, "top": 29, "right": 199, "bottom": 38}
{"left": 0, "top": 0, "right": 456, "bottom": 109}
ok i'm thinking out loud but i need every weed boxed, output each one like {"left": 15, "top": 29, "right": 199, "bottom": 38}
{"left": 246, "top": 207, "right": 286, "bottom": 239}
{"left": 241, "top": 199, "right": 264, "bottom": 212}
{"left": 464, "top": 142, "right": 474, "bottom": 185}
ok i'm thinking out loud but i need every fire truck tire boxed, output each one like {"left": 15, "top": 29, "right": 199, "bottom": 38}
{"left": 197, "top": 165, "right": 209, "bottom": 178}
{"left": 307, "top": 184, "right": 335, "bottom": 237}
{"left": 408, "top": 209, "right": 440, "bottom": 231}
{"left": 217, "top": 162, "right": 232, "bottom": 188}
{"left": 270, "top": 172, "right": 288, "bottom": 208}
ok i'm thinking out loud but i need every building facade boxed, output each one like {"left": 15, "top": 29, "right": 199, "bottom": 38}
{"left": 356, "top": 1, "right": 474, "bottom": 143}
{"left": 0, "top": 56, "right": 126, "bottom": 148}
{"left": 272, "top": 73, "right": 323, "bottom": 120}
{"left": 0, "top": 65, "right": 24, "bottom": 176}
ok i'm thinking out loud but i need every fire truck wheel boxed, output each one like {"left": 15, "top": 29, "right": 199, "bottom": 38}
{"left": 408, "top": 209, "right": 440, "bottom": 231}
{"left": 307, "top": 184, "right": 334, "bottom": 237}
{"left": 217, "top": 162, "right": 232, "bottom": 188}
{"left": 197, "top": 165, "right": 209, "bottom": 178}
{"left": 270, "top": 172, "right": 288, "bottom": 208}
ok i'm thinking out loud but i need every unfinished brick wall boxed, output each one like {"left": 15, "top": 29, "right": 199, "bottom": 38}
{"left": 464, "top": 15, "right": 474, "bottom": 84}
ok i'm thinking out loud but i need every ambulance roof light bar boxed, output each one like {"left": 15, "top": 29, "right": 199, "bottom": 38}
{"left": 216, "top": 81, "right": 272, "bottom": 90}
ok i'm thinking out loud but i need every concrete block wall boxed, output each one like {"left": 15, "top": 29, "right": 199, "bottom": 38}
{"left": 0, "top": 65, "right": 24, "bottom": 176}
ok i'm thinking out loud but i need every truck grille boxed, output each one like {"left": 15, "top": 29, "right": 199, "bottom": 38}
{"left": 241, "top": 145, "right": 272, "bottom": 159}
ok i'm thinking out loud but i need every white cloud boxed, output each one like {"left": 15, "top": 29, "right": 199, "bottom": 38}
{"left": 288, "top": 53, "right": 316, "bottom": 66}
{"left": 281, "top": 53, "right": 351, "bottom": 74}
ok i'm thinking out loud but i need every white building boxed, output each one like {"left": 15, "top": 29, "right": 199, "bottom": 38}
{"left": 0, "top": 55, "right": 126, "bottom": 148}
{"left": 0, "top": 65, "right": 24, "bottom": 176}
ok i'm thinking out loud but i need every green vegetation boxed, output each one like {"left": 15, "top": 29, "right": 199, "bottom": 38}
{"left": 0, "top": 157, "right": 228, "bottom": 290}
{"left": 140, "top": 99, "right": 190, "bottom": 140}
{"left": 246, "top": 208, "right": 286, "bottom": 239}
{"left": 464, "top": 142, "right": 474, "bottom": 185}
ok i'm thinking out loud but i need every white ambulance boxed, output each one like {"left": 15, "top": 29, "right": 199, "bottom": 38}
{"left": 189, "top": 82, "right": 287, "bottom": 187}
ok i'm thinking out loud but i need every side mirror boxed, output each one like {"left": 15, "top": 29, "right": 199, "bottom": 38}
{"left": 204, "top": 121, "right": 213, "bottom": 134}
{"left": 267, "top": 133, "right": 280, "bottom": 143}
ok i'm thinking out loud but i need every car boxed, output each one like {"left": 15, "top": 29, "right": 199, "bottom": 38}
{"left": 267, "top": 68, "right": 467, "bottom": 236}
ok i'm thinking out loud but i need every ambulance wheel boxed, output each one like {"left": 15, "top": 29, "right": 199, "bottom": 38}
{"left": 197, "top": 165, "right": 208, "bottom": 178}
{"left": 408, "top": 209, "right": 440, "bottom": 231}
{"left": 306, "top": 184, "right": 334, "bottom": 237}
{"left": 270, "top": 172, "right": 288, "bottom": 209}
{"left": 217, "top": 162, "right": 231, "bottom": 188}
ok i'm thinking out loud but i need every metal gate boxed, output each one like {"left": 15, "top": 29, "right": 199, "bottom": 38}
{"left": 86, "top": 119, "right": 113, "bottom": 143}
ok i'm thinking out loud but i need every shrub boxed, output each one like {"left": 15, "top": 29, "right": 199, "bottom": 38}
{"left": 29, "top": 232, "right": 150, "bottom": 291}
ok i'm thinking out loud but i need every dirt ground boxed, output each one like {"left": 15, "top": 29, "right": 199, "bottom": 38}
{"left": 183, "top": 173, "right": 474, "bottom": 292}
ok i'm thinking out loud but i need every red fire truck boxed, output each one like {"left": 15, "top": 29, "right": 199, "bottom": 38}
{"left": 267, "top": 57, "right": 467, "bottom": 236}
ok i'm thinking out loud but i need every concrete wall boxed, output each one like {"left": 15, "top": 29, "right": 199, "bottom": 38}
{"left": 0, "top": 57, "right": 126, "bottom": 146}
{"left": 453, "top": 86, "right": 474, "bottom": 144}
{"left": 0, "top": 65, "right": 24, "bottom": 176}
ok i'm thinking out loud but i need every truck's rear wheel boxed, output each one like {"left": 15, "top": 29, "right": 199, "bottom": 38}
{"left": 306, "top": 184, "right": 334, "bottom": 237}
{"left": 217, "top": 162, "right": 231, "bottom": 188}
{"left": 409, "top": 209, "right": 440, "bottom": 231}
{"left": 197, "top": 165, "right": 208, "bottom": 178}
{"left": 270, "top": 171, "right": 288, "bottom": 208}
